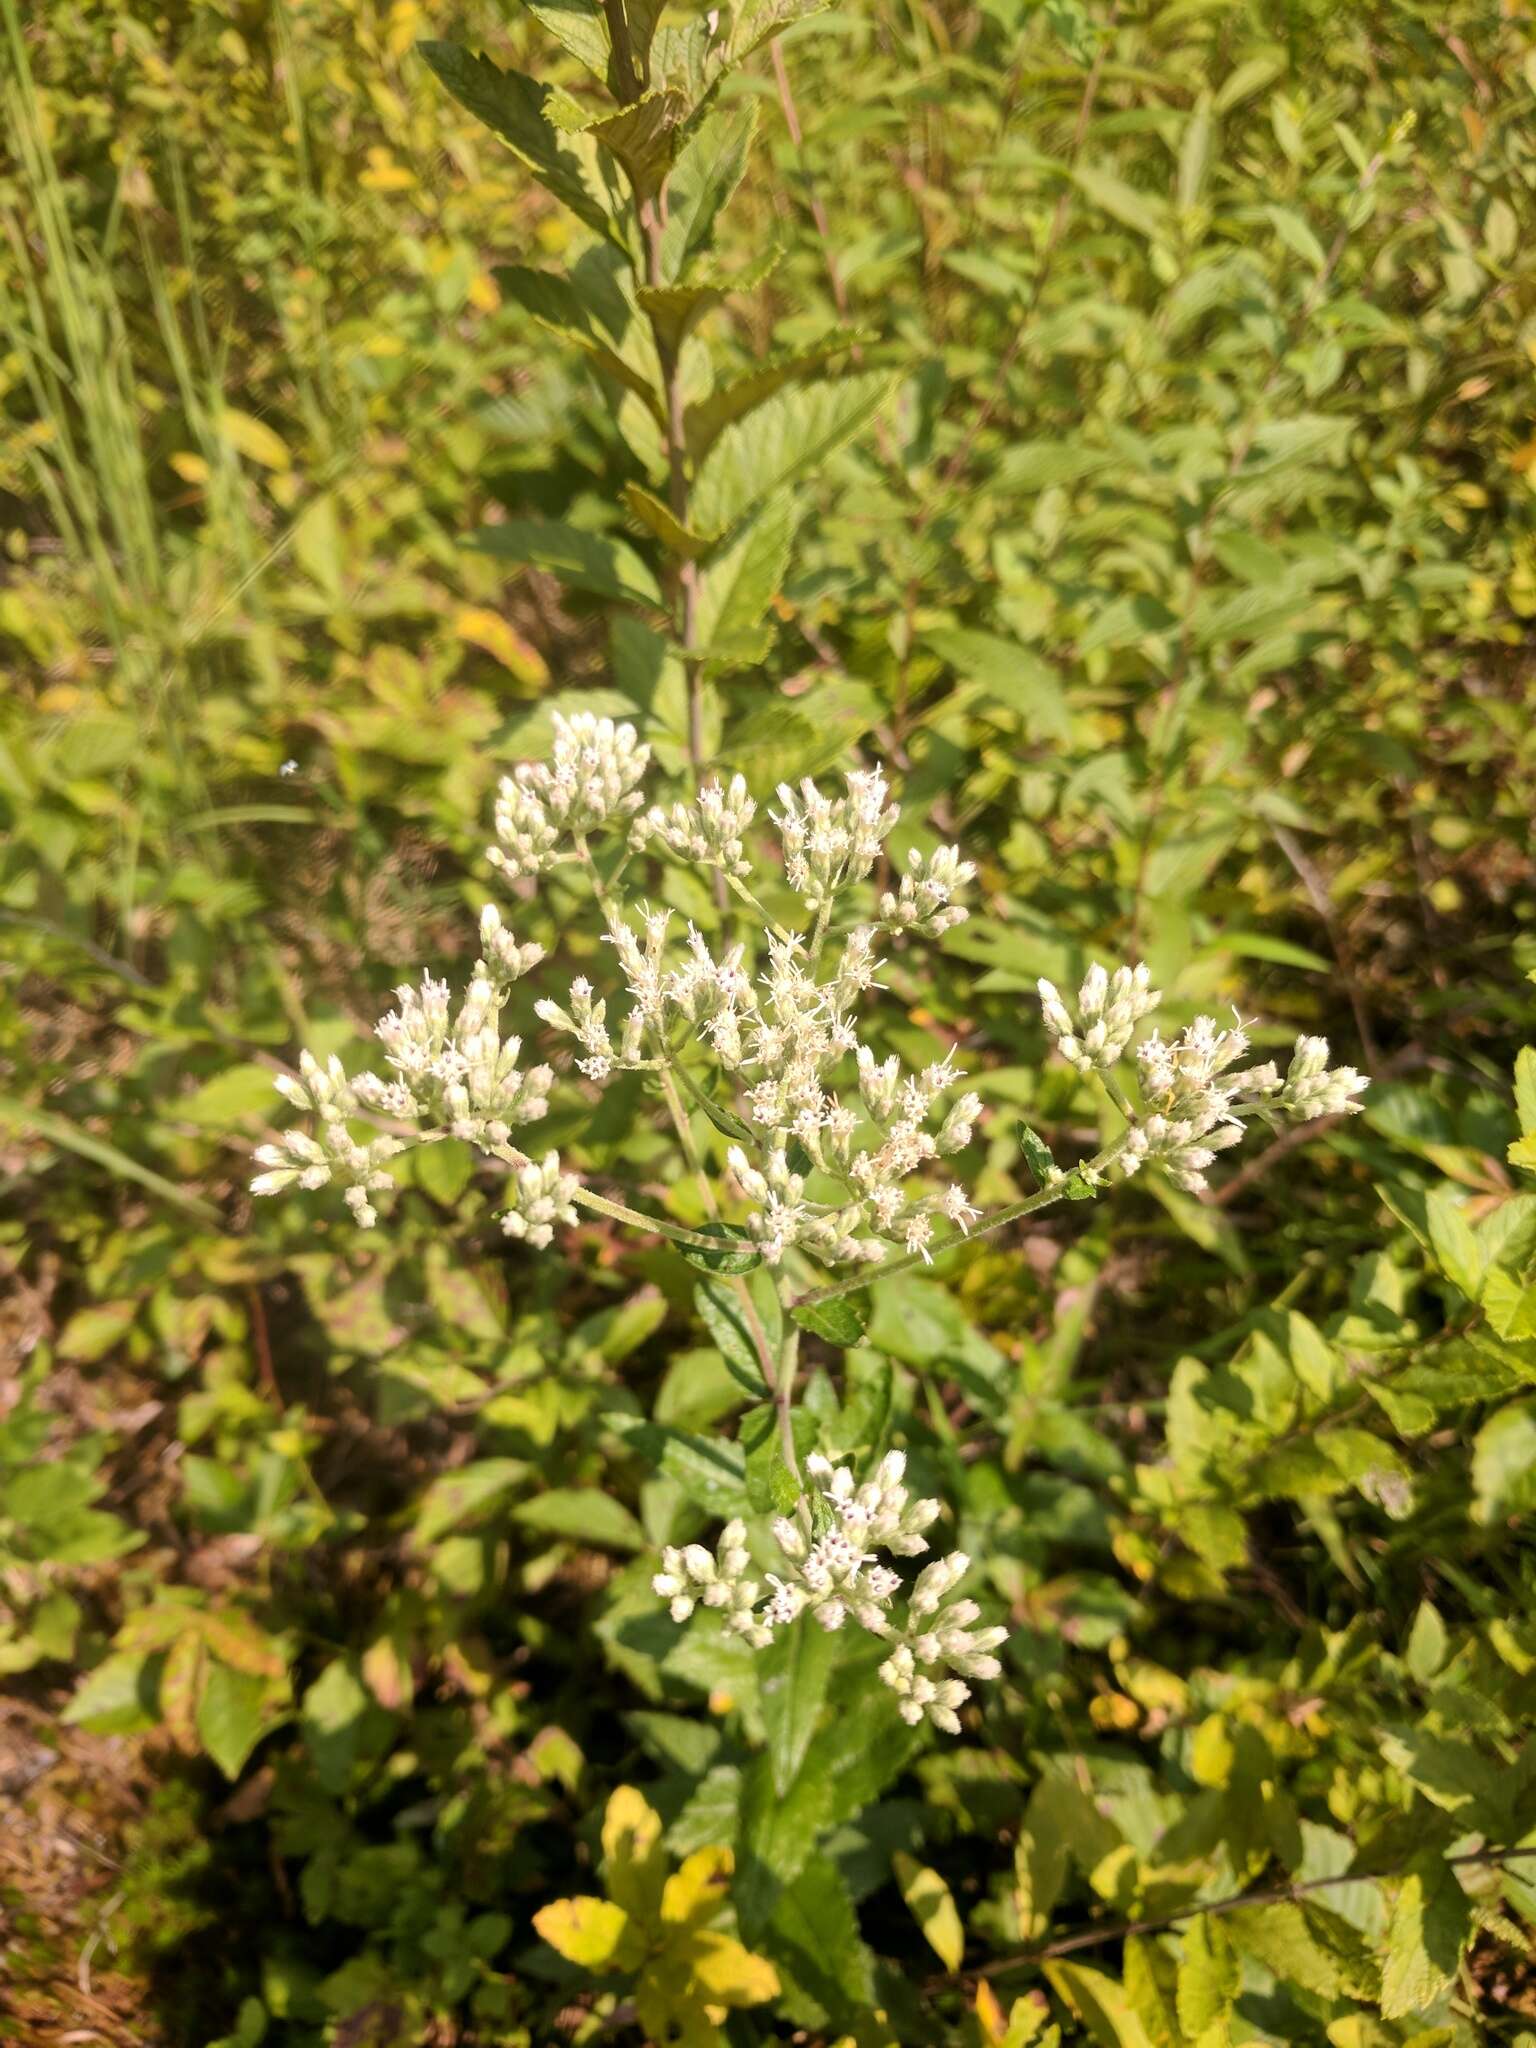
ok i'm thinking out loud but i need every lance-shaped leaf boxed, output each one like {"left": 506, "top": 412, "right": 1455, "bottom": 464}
{"left": 603, "top": 1783, "right": 669, "bottom": 1920}
{"left": 683, "top": 332, "right": 869, "bottom": 464}
{"left": 691, "top": 371, "right": 893, "bottom": 541}
{"left": 694, "top": 493, "right": 798, "bottom": 670}
{"left": 468, "top": 518, "right": 661, "bottom": 607}
{"left": 519, "top": 0, "right": 610, "bottom": 81}
{"left": 894, "top": 1854, "right": 965, "bottom": 1972}
{"left": 622, "top": 483, "right": 708, "bottom": 560}
{"left": 495, "top": 266, "right": 664, "bottom": 417}
{"left": 662, "top": 103, "right": 758, "bottom": 276}
{"left": 639, "top": 248, "right": 782, "bottom": 357}
{"left": 417, "top": 42, "right": 625, "bottom": 243}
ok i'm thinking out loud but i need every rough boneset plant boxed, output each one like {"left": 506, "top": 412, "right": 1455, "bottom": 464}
{"left": 254, "top": 711, "right": 1366, "bottom": 1732}
{"left": 410, "top": 5, "right": 894, "bottom": 790}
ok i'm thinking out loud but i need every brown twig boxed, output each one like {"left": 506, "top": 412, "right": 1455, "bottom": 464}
{"left": 1269, "top": 822, "right": 1379, "bottom": 1069}
{"left": 247, "top": 1284, "right": 280, "bottom": 1402}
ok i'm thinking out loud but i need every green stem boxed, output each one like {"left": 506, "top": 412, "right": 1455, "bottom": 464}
{"left": 568, "top": 1185, "right": 726, "bottom": 1253}
{"left": 776, "top": 1314, "right": 803, "bottom": 1489}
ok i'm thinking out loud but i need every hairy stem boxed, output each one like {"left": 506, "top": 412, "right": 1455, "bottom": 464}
{"left": 635, "top": 191, "right": 706, "bottom": 784}
{"left": 568, "top": 1184, "right": 726, "bottom": 1252}
{"left": 776, "top": 1314, "right": 803, "bottom": 1487}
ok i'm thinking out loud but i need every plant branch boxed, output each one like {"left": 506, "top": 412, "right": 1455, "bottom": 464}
{"left": 792, "top": 1141, "right": 1128, "bottom": 1309}
{"left": 568, "top": 1184, "right": 726, "bottom": 1253}
{"left": 945, "top": 1842, "right": 1536, "bottom": 1988}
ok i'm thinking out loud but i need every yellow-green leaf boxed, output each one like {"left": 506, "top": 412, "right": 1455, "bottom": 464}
{"left": 603, "top": 1783, "right": 667, "bottom": 1921}
{"left": 682, "top": 1928, "right": 780, "bottom": 2005}
{"left": 661, "top": 1844, "right": 733, "bottom": 1929}
{"left": 894, "top": 1851, "right": 965, "bottom": 1972}
{"left": 532, "top": 1894, "right": 632, "bottom": 1968}
{"left": 1047, "top": 1957, "right": 1158, "bottom": 2048}
{"left": 221, "top": 407, "right": 291, "bottom": 470}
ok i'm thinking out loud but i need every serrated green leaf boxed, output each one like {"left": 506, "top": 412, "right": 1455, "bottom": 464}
{"left": 467, "top": 518, "right": 660, "bottom": 605}
{"left": 581, "top": 89, "right": 690, "bottom": 200}
{"left": 683, "top": 333, "right": 865, "bottom": 463}
{"left": 663, "top": 103, "right": 757, "bottom": 273}
{"left": 417, "top": 43, "right": 622, "bottom": 241}
{"left": 923, "top": 627, "right": 1070, "bottom": 744}
{"left": 695, "top": 494, "right": 798, "bottom": 671}
{"left": 691, "top": 372, "right": 892, "bottom": 539}
{"left": 767, "top": 1855, "right": 874, "bottom": 2025}
{"left": 1380, "top": 1854, "right": 1472, "bottom": 2019}
{"left": 520, "top": 0, "right": 610, "bottom": 80}
{"left": 622, "top": 481, "right": 707, "bottom": 558}
{"left": 790, "top": 1291, "right": 869, "bottom": 1348}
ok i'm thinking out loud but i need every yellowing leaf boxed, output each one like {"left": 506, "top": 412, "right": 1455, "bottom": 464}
{"left": 661, "top": 1844, "right": 733, "bottom": 1928}
{"left": 1191, "top": 1712, "right": 1236, "bottom": 1788}
{"left": 533, "top": 1894, "right": 631, "bottom": 1968}
{"left": 158, "top": 1627, "right": 206, "bottom": 1751}
{"left": 359, "top": 147, "right": 416, "bottom": 191}
{"left": 454, "top": 606, "right": 548, "bottom": 684}
{"left": 893, "top": 1852, "right": 965, "bottom": 1972}
{"left": 976, "top": 1982, "right": 1009, "bottom": 2044}
{"left": 220, "top": 408, "right": 291, "bottom": 471}
{"left": 683, "top": 1929, "right": 780, "bottom": 2005}
{"left": 1048, "top": 1957, "right": 1158, "bottom": 2048}
{"left": 603, "top": 1783, "right": 667, "bottom": 1920}
{"left": 169, "top": 451, "right": 209, "bottom": 484}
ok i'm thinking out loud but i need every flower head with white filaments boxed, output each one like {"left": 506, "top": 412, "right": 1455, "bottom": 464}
{"left": 651, "top": 1451, "right": 1005, "bottom": 1734}
{"left": 252, "top": 709, "right": 1368, "bottom": 1739}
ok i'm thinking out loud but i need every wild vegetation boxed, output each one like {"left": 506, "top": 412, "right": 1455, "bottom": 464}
{"left": 3, "top": 0, "right": 1536, "bottom": 2043}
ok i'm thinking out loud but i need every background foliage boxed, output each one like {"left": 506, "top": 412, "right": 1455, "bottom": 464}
{"left": 3, "top": 0, "right": 1536, "bottom": 2042}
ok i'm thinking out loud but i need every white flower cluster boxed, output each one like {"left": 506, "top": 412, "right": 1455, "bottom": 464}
{"left": 253, "top": 717, "right": 981, "bottom": 1259}
{"left": 250, "top": 1051, "right": 406, "bottom": 1230}
{"left": 528, "top": 755, "right": 982, "bottom": 1269}
{"left": 651, "top": 1452, "right": 1006, "bottom": 1735}
{"left": 1037, "top": 963, "right": 1160, "bottom": 1077}
{"left": 771, "top": 768, "right": 900, "bottom": 915}
{"left": 1280, "top": 1034, "right": 1369, "bottom": 1120}
{"left": 633, "top": 773, "right": 755, "bottom": 878}
{"left": 878, "top": 844, "right": 977, "bottom": 938}
{"left": 499, "top": 1152, "right": 581, "bottom": 1249}
{"left": 1038, "top": 963, "right": 1369, "bottom": 1193}
{"left": 487, "top": 713, "right": 650, "bottom": 879}
{"left": 252, "top": 926, "right": 559, "bottom": 1233}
